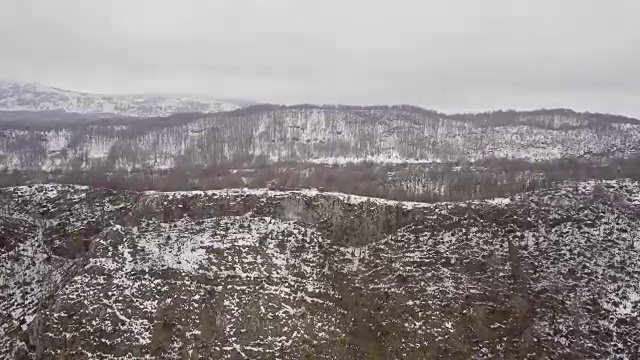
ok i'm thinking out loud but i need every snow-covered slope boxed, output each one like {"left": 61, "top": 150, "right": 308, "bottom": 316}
{"left": 1, "top": 180, "right": 639, "bottom": 358}
{"left": 0, "top": 81, "right": 251, "bottom": 117}
{"left": 1, "top": 106, "right": 639, "bottom": 171}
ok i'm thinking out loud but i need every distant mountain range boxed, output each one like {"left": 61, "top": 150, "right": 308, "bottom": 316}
{"left": 0, "top": 81, "right": 254, "bottom": 117}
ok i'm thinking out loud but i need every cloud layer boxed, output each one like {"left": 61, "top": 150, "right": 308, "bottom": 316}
{"left": 1, "top": 0, "right": 639, "bottom": 116}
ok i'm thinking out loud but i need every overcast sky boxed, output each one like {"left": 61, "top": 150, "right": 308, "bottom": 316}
{"left": 1, "top": 0, "right": 639, "bottom": 116}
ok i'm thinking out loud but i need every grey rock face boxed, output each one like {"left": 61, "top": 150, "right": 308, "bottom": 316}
{"left": 1, "top": 181, "right": 639, "bottom": 359}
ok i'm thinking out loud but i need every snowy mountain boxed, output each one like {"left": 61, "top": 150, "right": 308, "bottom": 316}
{"left": 0, "top": 81, "right": 253, "bottom": 117}
{"left": 1, "top": 105, "right": 639, "bottom": 171}
{"left": 1, "top": 180, "right": 639, "bottom": 358}
{"left": 3, "top": 81, "right": 640, "bottom": 360}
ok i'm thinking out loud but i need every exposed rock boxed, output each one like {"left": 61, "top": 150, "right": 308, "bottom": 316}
{"left": 1, "top": 181, "right": 639, "bottom": 359}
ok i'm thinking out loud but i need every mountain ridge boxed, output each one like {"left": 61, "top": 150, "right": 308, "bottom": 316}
{"left": 0, "top": 81, "right": 254, "bottom": 117}
{"left": 3, "top": 80, "right": 639, "bottom": 124}
{"left": 1, "top": 180, "right": 639, "bottom": 358}
{"left": 1, "top": 105, "right": 639, "bottom": 172}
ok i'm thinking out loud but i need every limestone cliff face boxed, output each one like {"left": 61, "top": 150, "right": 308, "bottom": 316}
{"left": 2, "top": 181, "right": 639, "bottom": 359}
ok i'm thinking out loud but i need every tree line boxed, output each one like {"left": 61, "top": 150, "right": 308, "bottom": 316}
{"left": 3, "top": 156, "right": 640, "bottom": 202}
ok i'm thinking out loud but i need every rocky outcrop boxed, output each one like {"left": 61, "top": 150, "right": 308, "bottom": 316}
{"left": 1, "top": 181, "right": 639, "bottom": 359}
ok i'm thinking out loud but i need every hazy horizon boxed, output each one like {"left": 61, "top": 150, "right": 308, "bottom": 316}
{"left": 2, "top": 78, "right": 640, "bottom": 119}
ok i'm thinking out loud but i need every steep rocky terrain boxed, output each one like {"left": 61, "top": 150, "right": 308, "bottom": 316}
{"left": 0, "top": 81, "right": 251, "bottom": 117}
{"left": 1, "top": 181, "right": 639, "bottom": 359}
{"left": 1, "top": 105, "right": 639, "bottom": 171}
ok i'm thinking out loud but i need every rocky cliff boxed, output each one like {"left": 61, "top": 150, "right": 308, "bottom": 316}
{"left": 1, "top": 181, "right": 639, "bottom": 359}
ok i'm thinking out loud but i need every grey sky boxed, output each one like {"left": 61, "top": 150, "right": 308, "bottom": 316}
{"left": 1, "top": 0, "right": 639, "bottom": 116}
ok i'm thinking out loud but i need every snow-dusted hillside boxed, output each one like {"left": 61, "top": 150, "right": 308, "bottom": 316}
{"left": 0, "top": 81, "right": 251, "bottom": 117}
{"left": 1, "top": 105, "right": 639, "bottom": 171}
{"left": 1, "top": 180, "right": 639, "bottom": 358}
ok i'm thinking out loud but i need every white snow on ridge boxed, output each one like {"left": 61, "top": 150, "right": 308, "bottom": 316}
{"left": 307, "top": 154, "right": 441, "bottom": 165}
{"left": 143, "top": 187, "right": 514, "bottom": 209}
{"left": 0, "top": 81, "right": 250, "bottom": 117}
{"left": 143, "top": 187, "right": 429, "bottom": 207}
